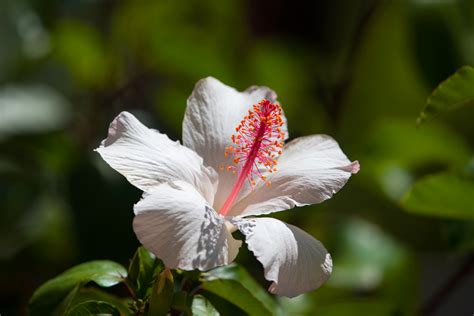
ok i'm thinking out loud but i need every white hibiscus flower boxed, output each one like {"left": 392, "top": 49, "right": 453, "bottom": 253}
{"left": 96, "top": 77, "right": 359, "bottom": 298}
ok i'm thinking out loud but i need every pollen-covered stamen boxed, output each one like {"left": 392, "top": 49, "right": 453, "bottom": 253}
{"left": 219, "top": 99, "right": 285, "bottom": 216}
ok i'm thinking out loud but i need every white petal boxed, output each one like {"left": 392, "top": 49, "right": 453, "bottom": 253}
{"left": 232, "top": 217, "right": 332, "bottom": 297}
{"left": 133, "top": 181, "right": 241, "bottom": 271}
{"left": 96, "top": 111, "right": 217, "bottom": 203}
{"left": 182, "top": 77, "right": 288, "bottom": 210}
{"left": 229, "top": 135, "right": 359, "bottom": 217}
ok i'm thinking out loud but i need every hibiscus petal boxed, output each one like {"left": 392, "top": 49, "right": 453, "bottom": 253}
{"left": 96, "top": 111, "right": 217, "bottom": 203}
{"left": 182, "top": 77, "right": 288, "bottom": 210}
{"left": 133, "top": 181, "right": 241, "bottom": 271}
{"left": 232, "top": 217, "right": 332, "bottom": 297}
{"left": 229, "top": 135, "right": 359, "bottom": 217}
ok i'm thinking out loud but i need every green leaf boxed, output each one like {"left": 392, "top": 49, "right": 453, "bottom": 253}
{"left": 402, "top": 173, "right": 474, "bottom": 219}
{"left": 418, "top": 65, "right": 474, "bottom": 124}
{"left": 201, "top": 264, "right": 281, "bottom": 316}
{"left": 65, "top": 300, "right": 120, "bottom": 316}
{"left": 170, "top": 291, "right": 192, "bottom": 316}
{"left": 148, "top": 269, "right": 174, "bottom": 316}
{"left": 329, "top": 218, "right": 408, "bottom": 290}
{"left": 192, "top": 295, "right": 220, "bottom": 316}
{"left": 55, "top": 284, "right": 83, "bottom": 316}
{"left": 128, "top": 246, "right": 163, "bottom": 299}
{"left": 29, "top": 260, "right": 127, "bottom": 315}
{"left": 360, "top": 118, "right": 470, "bottom": 201}
{"left": 65, "top": 287, "right": 132, "bottom": 316}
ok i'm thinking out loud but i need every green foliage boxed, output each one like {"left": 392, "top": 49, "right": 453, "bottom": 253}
{"left": 170, "top": 291, "right": 193, "bottom": 316}
{"left": 65, "top": 301, "right": 120, "bottom": 316}
{"left": 28, "top": 254, "right": 283, "bottom": 316}
{"left": 360, "top": 118, "right": 470, "bottom": 200}
{"left": 201, "top": 264, "right": 282, "bottom": 316}
{"left": 192, "top": 295, "right": 220, "bottom": 316}
{"left": 29, "top": 260, "right": 127, "bottom": 315}
{"left": 128, "top": 246, "right": 163, "bottom": 300}
{"left": 64, "top": 287, "right": 132, "bottom": 315}
{"left": 418, "top": 65, "right": 474, "bottom": 124}
{"left": 148, "top": 269, "right": 174, "bottom": 316}
{"left": 402, "top": 172, "right": 474, "bottom": 219}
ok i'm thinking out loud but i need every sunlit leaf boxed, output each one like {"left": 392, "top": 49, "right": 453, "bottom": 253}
{"left": 201, "top": 264, "right": 281, "bottom": 316}
{"left": 192, "top": 295, "right": 220, "bottom": 316}
{"left": 29, "top": 260, "right": 127, "bottom": 315}
{"left": 418, "top": 66, "right": 474, "bottom": 124}
{"left": 402, "top": 172, "right": 474, "bottom": 219}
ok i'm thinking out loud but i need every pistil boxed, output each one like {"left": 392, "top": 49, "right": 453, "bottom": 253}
{"left": 219, "top": 99, "right": 285, "bottom": 216}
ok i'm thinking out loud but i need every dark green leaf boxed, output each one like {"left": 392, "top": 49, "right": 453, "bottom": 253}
{"left": 402, "top": 173, "right": 474, "bottom": 219}
{"left": 171, "top": 291, "right": 192, "bottom": 316}
{"left": 192, "top": 295, "right": 220, "bottom": 316}
{"left": 66, "top": 287, "right": 132, "bottom": 316}
{"left": 445, "top": 221, "right": 474, "bottom": 251}
{"left": 128, "top": 246, "right": 163, "bottom": 299}
{"left": 201, "top": 264, "right": 281, "bottom": 316}
{"left": 148, "top": 268, "right": 174, "bottom": 316}
{"left": 48, "top": 285, "right": 131, "bottom": 316}
{"left": 29, "top": 260, "right": 127, "bottom": 315}
{"left": 65, "top": 300, "right": 120, "bottom": 316}
{"left": 418, "top": 65, "right": 474, "bottom": 124}
{"left": 55, "top": 284, "right": 82, "bottom": 316}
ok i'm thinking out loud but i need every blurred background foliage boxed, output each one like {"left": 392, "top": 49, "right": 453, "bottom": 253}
{"left": 0, "top": 0, "right": 473, "bottom": 315}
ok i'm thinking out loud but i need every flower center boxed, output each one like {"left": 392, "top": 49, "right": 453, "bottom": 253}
{"left": 218, "top": 99, "right": 285, "bottom": 216}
